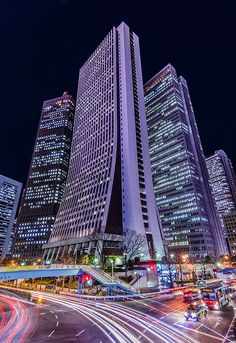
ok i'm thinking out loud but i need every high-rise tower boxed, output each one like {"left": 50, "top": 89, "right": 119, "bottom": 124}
{"left": 0, "top": 175, "right": 22, "bottom": 258}
{"left": 12, "top": 93, "right": 75, "bottom": 260}
{"left": 206, "top": 150, "right": 236, "bottom": 222}
{"left": 144, "top": 64, "right": 227, "bottom": 258}
{"left": 43, "top": 22, "right": 164, "bottom": 262}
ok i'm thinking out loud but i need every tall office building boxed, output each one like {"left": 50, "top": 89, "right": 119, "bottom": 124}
{"left": 0, "top": 175, "right": 22, "bottom": 259}
{"left": 223, "top": 212, "right": 236, "bottom": 255}
{"left": 43, "top": 22, "right": 164, "bottom": 262}
{"left": 206, "top": 150, "right": 236, "bottom": 229}
{"left": 144, "top": 64, "right": 227, "bottom": 258}
{"left": 12, "top": 93, "right": 75, "bottom": 260}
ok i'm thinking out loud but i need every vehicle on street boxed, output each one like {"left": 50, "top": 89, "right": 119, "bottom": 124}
{"left": 183, "top": 288, "right": 202, "bottom": 302}
{"left": 184, "top": 300, "right": 208, "bottom": 321}
{"left": 201, "top": 284, "right": 231, "bottom": 310}
{"left": 197, "top": 278, "right": 223, "bottom": 289}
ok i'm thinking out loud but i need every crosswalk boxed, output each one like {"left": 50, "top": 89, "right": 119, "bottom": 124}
{"left": 227, "top": 318, "right": 236, "bottom": 341}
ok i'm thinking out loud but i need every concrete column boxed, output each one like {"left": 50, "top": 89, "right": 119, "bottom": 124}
{"left": 77, "top": 275, "right": 83, "bottom": 294}
{"left": 55, "top": 246, "right": 62, "bottom": 261}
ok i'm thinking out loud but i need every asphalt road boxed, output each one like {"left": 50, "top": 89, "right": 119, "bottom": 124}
{"left": 1, "top": 291, "right": 236, "bottom": 342}
{"left": 124, "top": 294, "right": 236, "bottom": 343}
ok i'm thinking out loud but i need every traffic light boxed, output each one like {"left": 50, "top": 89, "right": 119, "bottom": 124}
{"left": 147, "top": 264, "right": 155, "bottom": 272}
{"left": 83, "top": 274, "right": 92, "bottom": 286}
{"left": 84, "top": 275, "right": 90, "bottom": 282}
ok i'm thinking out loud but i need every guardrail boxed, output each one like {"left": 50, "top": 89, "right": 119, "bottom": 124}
{"left": 60, "top": 284, "right": 193, "bottom": 301}
{"left": 0, "top": 286, "right": 33, "bottom": 302}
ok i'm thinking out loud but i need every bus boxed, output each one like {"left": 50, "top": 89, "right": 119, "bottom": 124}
{"left": 201, "top": 284, "right": 231, "bottom": 310}
{"left": 197, "top": 279, "right": 223, "bottom": 289}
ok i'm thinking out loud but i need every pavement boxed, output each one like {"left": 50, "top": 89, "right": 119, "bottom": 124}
{"left": 124, "top": 294, "right": 236, "bottom": 343}
{"left": 1, "top": 290, "right": 236, "bottom": 342}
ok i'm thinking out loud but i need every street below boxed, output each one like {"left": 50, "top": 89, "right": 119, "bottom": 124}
{"left": 1, "top": 291, "right": 236, "bottom": 342}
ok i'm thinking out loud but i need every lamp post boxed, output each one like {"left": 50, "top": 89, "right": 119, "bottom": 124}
{"left": 124, "top": 245, "right": 127, "bottom": 277}
{"left": 111, "top": 259, "right": 114, "bottom": 280}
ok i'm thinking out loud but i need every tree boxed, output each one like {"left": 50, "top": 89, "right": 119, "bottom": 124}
{"left": 54, "top": 255, "right": 75, "bottom": 265}
{"left": 77, "top": 254, "right": 95, "bottom": 265}
{"left": 198, "top": 255, "right": 215, "bottom": 279}
{"left": 123, "top": 230, "right": 149, "bottom": 276}
{"left": 0, "top": 255, "right": 18, "bottom": 266}
{"left": 161, "top": 254, "right": 176, "bottom": 288}
{"left": 88, "top": 232, "right": 121, "bottom": 269}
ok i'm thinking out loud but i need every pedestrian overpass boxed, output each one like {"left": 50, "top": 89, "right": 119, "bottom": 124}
{"left": 0, "top": 265, "right": 136, "bottom": 294}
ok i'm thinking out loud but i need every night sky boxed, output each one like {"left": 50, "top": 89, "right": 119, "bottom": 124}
{"left": 1, "top": 0, "right": 236, "bottom": 185}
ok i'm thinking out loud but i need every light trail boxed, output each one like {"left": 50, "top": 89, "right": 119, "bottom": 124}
{"left": 0, "top": 294, "right": 38, "bottom": 343}
{"left": 34, "top": 292, "right": 139, "bottom": 343}
{"left": 33, "top": 292, "right": 200, "bottom": 343}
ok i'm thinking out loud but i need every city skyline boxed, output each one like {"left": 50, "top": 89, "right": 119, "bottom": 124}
{"left": 1, "top": 1, "right": 236, "bottom": 184}
{"left": 43, "top": 22, "right": 164, "bottom": 262}
{"left": 1, "top": 3, "right": 236, "bottom": 343}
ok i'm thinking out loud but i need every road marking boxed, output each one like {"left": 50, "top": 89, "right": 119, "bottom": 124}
{"left": 55, "top": 315, "right": 58, "bottom": 319}
{"left": 222, "top": 312, "right": 236, "bottom": 343}
{"left": 56, "top": 321, "right": 59, "bottom": 327}
{"left": 196, "top": 324, "right": 203, "bottom": 331}
{"left": 174, "top": 324, "right": 222, "bottom": 341}
{"left": 40, "top": 312, "right": 45, "bottom": 315}
{"left": 48, "top": 330, "right": 55, "bottom": 337}
{"left": 50, "top": 311, "right": 54, "bottom": 314}
{"left": 213, "top": 320, "right": 221, "bottom": 329}
{"left": 76, "top": 329, "right": 85, "bottom": 337}
{"left": 160, "top": 316, "right": 165, "bottom": 319}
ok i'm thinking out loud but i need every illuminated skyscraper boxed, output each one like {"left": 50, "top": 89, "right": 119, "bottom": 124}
{"left": 206, "top": 150, "right": 236, "bottom": 230}
{"left": 43, "top": 22, "right": 164, "bottom": 262}
{"left": 144, "top": 64, "right": 227, "bottom": 257}
{"left": 0, "top": 175, "right": 22, "bottom": 258}
{"left": 12, "top": 93, "right": 75, "bottom": 260}
{"left": 223, "top": 212, "right": 236, "bottom": 255}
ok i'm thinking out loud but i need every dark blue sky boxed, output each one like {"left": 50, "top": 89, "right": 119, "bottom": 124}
{"left": 1, "top": 0, "right": 236, "bottom": 184}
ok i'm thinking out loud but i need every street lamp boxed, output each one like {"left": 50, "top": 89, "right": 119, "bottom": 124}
{"left": 110, "top": 259, "right": 114, "bottom": 280}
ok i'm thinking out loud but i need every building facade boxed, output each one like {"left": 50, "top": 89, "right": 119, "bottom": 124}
{"left": 12, "top": 93, "right": 75, "bottom": 260}
{"left": 0, "top": 175, "right": 22, "bottom": 259}
{"left": 43, "top": 22, "right": 164, "bottom": 262}
{"left": 144, "top": 64, "right": 227, "bottom": 258}
{"left": 223, "top": 212, "right": 236, "bottom": 255}
{"left": 206, "top": 150, "right": 236, "bottom": 230}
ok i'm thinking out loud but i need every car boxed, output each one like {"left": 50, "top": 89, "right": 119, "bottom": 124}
{"left": 183, "top": 288, "right": 202, "bottom": 302}
{"left": 184, "top": 301, "right": 208, "bottom": 321}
